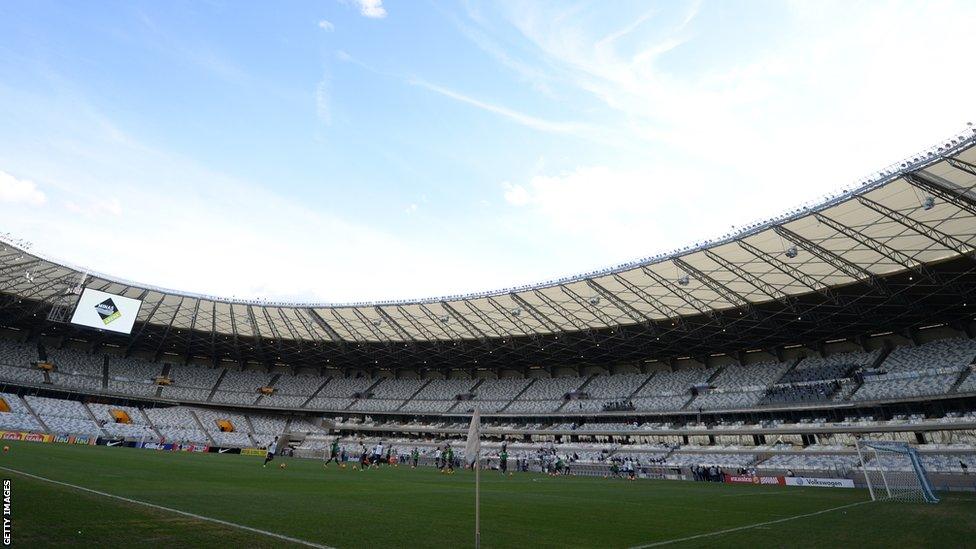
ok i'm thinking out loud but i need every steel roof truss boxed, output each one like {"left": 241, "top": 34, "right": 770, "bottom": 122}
{"left": 585, "top": 278, "right": 654, "bottom": 327}
{"left": 856, "top": 195, "right": 971, "bottom": 256}
{"left": 905, "top": 172, "right": 976, "bottom": 217}
{"left": 671, "top": 257, "right": 750, "bottom": 309}
{"left": 509, "top": 293, "right": 562, "bottom": 333}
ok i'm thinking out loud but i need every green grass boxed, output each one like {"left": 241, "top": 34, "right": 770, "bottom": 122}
{"left": 1, "top": 441, "right": 974, "bottom": 548}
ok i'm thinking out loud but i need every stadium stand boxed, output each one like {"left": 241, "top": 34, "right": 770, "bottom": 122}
{"left": 143, "top": 406, "right": 210, "bottom": 445}
{"left": 87, "top": 402, "right": 156, "bottom": 439}
{"left": 505, "top": 377, "right": 583, "bottom": 413}
{"left": 0, "top": 392, "right": 44, "bottom": 431}
{"left": 305, "top": 377, "right": 370, "bottom": 410}
{"left": 24, "top": 395, "right": 102, "bottom": 437}
{"left": 262, "top": 373, "right": 321, "bottom": 408}
{"left": 106, "top": 356, "right": 161, "bottom": 397}
{"left": 160, "top": 364, "right": 222, "bottom": 402}
{"left": 211, "top": 369, "right": 273, "bottom": 405}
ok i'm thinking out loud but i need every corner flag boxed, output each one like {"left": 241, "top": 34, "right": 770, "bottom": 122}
{"left": 466, "top": 408, "right": 482, "bottom": 548}
{"left": 465, "top": 408, "right": 481, "bottom": 466}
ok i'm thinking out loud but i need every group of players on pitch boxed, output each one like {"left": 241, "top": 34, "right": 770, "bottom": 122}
{"left": 263, "top": 440, "right": 602, "bottom": 479}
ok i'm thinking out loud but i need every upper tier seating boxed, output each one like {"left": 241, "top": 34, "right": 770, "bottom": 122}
{"left": 305, "top": 377, "right": 371, "bottom": 410}
{"left": 519, "top": 377, "right": 585, "bottom": 400}
{"left": 781, "top": 350, "right": 880, "bottom": 384}
{"left": 711, "top": 361, "right": 789, "bottom": 390}
{"left": 106, "top": 356, "right": 162, "bottom": 397}
{"left": 0, "top": 364, "right": 45, "bottom": 385}
{"left": 761, "top": 381, "right": 840, "bottom": 405}
{"left": 412, "top": 379, "right": 477, "bottom": 400}
{"left": 2, "top": 336, "right": 976, "bottom": 416}
{"left": 881, "top": 338, "right": 976, "bottom": 374}
{"left": 473, "top": 378, "right": 531, "bottom": 401}
{"left": 269, "top": 374, "right": 321, "bottom": 396}
{"left": 583, "top": 373, "right": 649, "bottom": 399}
{"left": 0, "top": 340, "right": 38, "bottom": 367}
{"left": 159, "top": 364, "right": 221, "bottom": 402}
{"left": 635, "top": 369, "right": 711, "bottom": 397}
{"left": 369, "top": 378, "right": 424, "bottom": 400}
{"left": 211, "top": 369, "right": 273, "bottom": 405}
{"left": 853, "top": 371, "right": 958, "bottom": 401}
{"left": 502, "top": 376, "right": 588, "bottom": 414}
{"left": 48, "top": 348, "right": 102, "bottom": 377}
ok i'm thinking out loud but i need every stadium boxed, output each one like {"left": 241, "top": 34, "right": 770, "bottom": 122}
{"left": 3, "top": 3, "right": 976, "bottom": 548}
{"left": 0, "top": 127, "right": 974, "bottom": 546}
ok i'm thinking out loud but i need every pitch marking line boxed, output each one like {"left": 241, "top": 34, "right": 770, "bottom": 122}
{"left": 0, "top": 466, "right": 336, "bottom": 549}
{"left": 628, "top": 500, "right": 871, "bottom": 548}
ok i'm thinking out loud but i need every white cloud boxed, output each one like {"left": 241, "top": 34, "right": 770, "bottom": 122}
{"left": 64, "top": 197, "right": 123, "bottom": 218}
{"left": 501, "top": 181, "right": 531, "bottom": 206}
{"left": 355, "top": 0, "right": 386, "bottom": 19}
{"left": 0, "top": 85, "right": 524, "bottom": 303}
{"left": 467, "top": 0, "right": 976, "bottom": 262}
{"left": 0, "top": 171, "right": 46, "bottom": 206}
{"left": 318, "top": 19, "right": 334, "bottom": 31}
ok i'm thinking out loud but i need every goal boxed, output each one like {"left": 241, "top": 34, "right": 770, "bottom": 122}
{"left": 854, "top": 438, "right": 939, "bottom": 503}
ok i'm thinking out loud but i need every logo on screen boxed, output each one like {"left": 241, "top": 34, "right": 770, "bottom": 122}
{"left": 95, "top": 298, "right": 122, "bottom": 325}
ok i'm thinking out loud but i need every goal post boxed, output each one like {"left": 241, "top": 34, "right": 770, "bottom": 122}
{"left": 855, "top": 438, "right": 939, "bottom": 504}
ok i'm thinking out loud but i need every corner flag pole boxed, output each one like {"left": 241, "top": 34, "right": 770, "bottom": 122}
{"left": 465, "top": 408, "right": 482, "bottom": 549}
{"left": 475, "top": 449, "right": 480, "bottom": 549}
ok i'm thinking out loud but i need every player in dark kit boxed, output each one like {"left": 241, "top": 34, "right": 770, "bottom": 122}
{"left": 445, "top": 446, "right": 455, "bottom": 473}
{"left": 324, "top": 439, "right": 341, "bottom": 467}
{"left": 500, "top": 443, "right": 509, "bottom": 475}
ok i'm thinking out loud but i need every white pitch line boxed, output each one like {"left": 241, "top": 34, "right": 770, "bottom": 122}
{"left": 628, "top": 500, "right": 871, "bottom": 548}
{"left": 0, "top": 466, "right": 335, "bottom": 549}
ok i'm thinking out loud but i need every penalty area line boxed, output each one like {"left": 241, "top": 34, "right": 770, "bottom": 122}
{"left": 628, "top": 500, "right": 871, "bottom": 548}
{"left": 0, "top": 465, "right": 335, "bottom": 549}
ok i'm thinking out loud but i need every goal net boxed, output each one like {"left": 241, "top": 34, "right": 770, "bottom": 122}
{"left": 855, "top": 439, "right": 939, "bottom": 504}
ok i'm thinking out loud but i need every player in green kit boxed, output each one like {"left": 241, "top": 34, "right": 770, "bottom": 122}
{"left": 500, "top": 443, "right": 509, "bottom": 475}
{"left": 411, "top": 447, "right": 420, "bottom": 468}
{"left": 445, "top": 446, "right": 455, "bottom": 473}
{"left": 324, "top": 439, "right": 341, "bottom": 467}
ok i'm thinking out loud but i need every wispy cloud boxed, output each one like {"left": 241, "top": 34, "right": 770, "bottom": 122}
{"left": 318, "top": 19, "right": 335, "bottom": 31}
{"left": 409, "top": 78, "right": 586, "bottom": 134}
{"left": 316, "top": 72, "right": 332, "bottom": 125}
{"left": 64, "top": 196, "right": 123, "bottom": 218}
{"left": 0, "top": 82, "right": 522, "bottom": 302}
{"left": 467, "top": 0, "right": 976, "bottom": 265}
{"left": 0, "top": 171, "right": 46, "bottom": 206}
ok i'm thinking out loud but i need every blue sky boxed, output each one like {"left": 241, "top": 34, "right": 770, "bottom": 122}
{"left": 0, "top": 0, "right": 974, "bottom": 303}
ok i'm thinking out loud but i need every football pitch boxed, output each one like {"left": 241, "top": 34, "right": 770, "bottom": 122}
{"left": 1, "top": 442, "right": 975, "bottom": 548}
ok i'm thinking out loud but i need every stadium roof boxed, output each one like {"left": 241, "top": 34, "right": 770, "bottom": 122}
{"left": 1, "top": 126, "right": 975, "bottom": 371}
